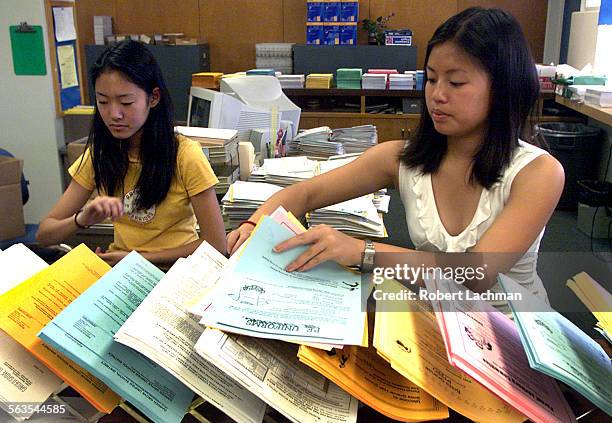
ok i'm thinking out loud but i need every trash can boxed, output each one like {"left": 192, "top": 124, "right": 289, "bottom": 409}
{"left": 534, "top": 123, "right": 601, "bottom": 211}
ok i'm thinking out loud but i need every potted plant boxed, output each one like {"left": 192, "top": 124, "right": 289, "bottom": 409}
{"left": 361, "top": 13, "right": 395, "bottom": 45}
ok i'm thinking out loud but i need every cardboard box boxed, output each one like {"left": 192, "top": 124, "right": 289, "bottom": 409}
{"left": 66, "top": 137, "right": 88, "bottom": 167}
{"left": 0, "top": 156, "right": 25, "bottom": 240}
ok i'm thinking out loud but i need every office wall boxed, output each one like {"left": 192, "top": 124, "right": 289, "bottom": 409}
{"left": 0, "top": 0, "right": 63, "bottom": 224}
{"left": 75, "top": 0, "right": 548, "bottom": 99}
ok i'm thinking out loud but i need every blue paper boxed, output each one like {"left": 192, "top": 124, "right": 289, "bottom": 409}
{"left": 38, "top": 252, "right": 193, "bottom": 423}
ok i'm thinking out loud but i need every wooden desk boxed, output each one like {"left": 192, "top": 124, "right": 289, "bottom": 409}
{"left": 555, "top": 95, "right": 612, "bottom": 127}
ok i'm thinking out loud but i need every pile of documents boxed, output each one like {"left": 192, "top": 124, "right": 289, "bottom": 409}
{"left": 361, "top": 73, "right": 387, "bottom": 89}
{"left": 221, "top": 181, "right": 283, "bottom": 229}
{"left": 585, "top": 87, "right": 612, "bottom": 107}
{"left": 4, "top": 226, "right": 612, "bottom": 423}
{"left": 331, "top": 124, "right": 378, "bottom": 153}
{"left": 389, "top": 73, "right": 415, "bottom": 90}
{"left": 305, "top": 73, "right": 334, "bottom": 88}
{"left": 277, "top": 74, "right": 305, "bottom": 88}
{"left": 306, "top": 195, "right": 386, "bottom": 238}
{"left": 248, "top": 156, "right": 319, "bottom": 186}
{"left": 423, "top": 277, "right": 578, "bottom": 423}
{"left": 499, "top": 274, "right": 612, "bottom": 417}
{"left": 288, "top": 126, "right": 345, "bottom": 158}
{"left": 336, "top": 68, "right": 362, "bottom": 89}
{"left": 175, "top": 126, "right": 239, "bottom": 194}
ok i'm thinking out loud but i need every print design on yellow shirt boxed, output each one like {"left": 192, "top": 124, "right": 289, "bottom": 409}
{"left": 123, "top": 189, "right": 156, "bottom": 224}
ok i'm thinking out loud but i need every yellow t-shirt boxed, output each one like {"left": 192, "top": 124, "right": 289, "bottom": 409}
{"left": 68, "top": 134, "right": 218, "bottom": 253}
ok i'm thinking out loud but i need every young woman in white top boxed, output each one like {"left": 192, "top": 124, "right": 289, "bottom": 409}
{"left": 227, "top": 7, "right": 564, "bottom": 307}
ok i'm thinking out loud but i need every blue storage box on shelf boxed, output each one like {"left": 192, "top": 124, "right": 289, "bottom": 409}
{"left": 323, "top": 23, "right": 340, "bottom": 45}
{"left": 307, "top": 1, "right": 323, "bottom": 22}
{"left": 323, "top": 1, "right": 340, "bottom": 22}
{"left": 384, "top": 29, "right": 413, "bottom": 46}
{"left": 306, "top": 23, "right": 324, "bottom": 45}
{"left": 339, "top": 23, "right": 357, "bottom": 45}
{"left": 340, "top": 0, "right": 359, "bottom": 22}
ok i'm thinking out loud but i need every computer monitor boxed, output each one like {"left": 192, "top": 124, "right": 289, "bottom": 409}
{"left": 220, "top": 75, "right": 301, "bottom": 138}
{"left": 187, "top": 86, "right": 280, "bottom": 144}
{"left": 187, "top": 87, "right": 242, "bottom": 129}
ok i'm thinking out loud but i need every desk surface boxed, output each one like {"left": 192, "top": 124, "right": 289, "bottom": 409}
{"left": 555, "top": 94, "right": 612, "bottom": 127}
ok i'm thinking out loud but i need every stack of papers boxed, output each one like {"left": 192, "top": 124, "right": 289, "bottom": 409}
{"left": 297, "top": 342, "right": 449, "bottom": 421}
{"left": 305, "top": 73, "right": 334, "bottom": 88}
{"left": 191, "top": 72, "right": 224, "bottom": 90}
{"left": 199, "top": 212, "right": 367, "bottom": 347}
{"left": 361, "top": 73, "right": 387, "bottom": 89}
{"left": 585, "top": 87, "right": 612, "bottom": 107}
{"left": 0, "top": 245, "right": 121, "bottom": 414}
{"left": 288, "top": 126, "right": 345, "bottom": 158}
{"left": 248, "top": 156, "right": 319, "bottom": 186}
{"left": 424, "top": 277, "right": 576, "bottom": 423}
{"left": 307, "top": 195, "right": 386, "bottom": 238}
{"left": 499, "top": 274, "right": 612, "bottom": 416}
{"left": 374, "top": 279, "right": 527, "bottom": 422}
{"left": 175, "top": 126, "right": 240, "bottom": 194}
{"left": 277, "top": 74, "right": 305, "bottom": 88}
{"left": 389, "top": 73, "right": 415, "bottom": 90}
{"left": 38, "top": 251, "right": 195, "bottom": 423}
{"left": 0, "top": 245, "right": 64, "bottom": 422}
{"left": 331, "top": 125, "right": 378, "bottom": 153}
{"left": 221, "top": 181, "right": 283, "bottom": 229}
{"left": 336, "top": 68, "right": 362, "bottom": 89}
{"left": 114, "top": 244, "right": 268, "bottom": 423}
{"left": 367, "top": 69, "right": 398, "bottom": 89}
{"left": 567, "top": 271, "right": 612, "bottom": 343}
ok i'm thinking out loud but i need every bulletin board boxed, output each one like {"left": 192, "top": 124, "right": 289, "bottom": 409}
{"left": 44, "top": 0, "right": 85, "bottom": 117}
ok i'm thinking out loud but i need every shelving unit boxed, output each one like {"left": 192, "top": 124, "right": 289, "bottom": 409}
{"left": 285, "top": 89, "right": 585, "bottom": 142}
{"left": 284, "top": 88, "right": 423, "bottom": 142}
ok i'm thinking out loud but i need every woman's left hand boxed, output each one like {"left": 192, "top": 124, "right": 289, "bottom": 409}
{"left": 273, "top": 224, "right": 364, "bottom": 272}
{"left": 95, "top": 247, "right": 128, "bottom": 266}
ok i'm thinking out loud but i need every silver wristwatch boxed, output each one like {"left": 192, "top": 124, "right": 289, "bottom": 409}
{"left": 361, "top": 239, "right": 375, "bottom": 273}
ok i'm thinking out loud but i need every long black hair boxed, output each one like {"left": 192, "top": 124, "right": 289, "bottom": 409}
{"left": 86, "top": 40, "right": 177, "bottom": 210}
{"left": 400, "top": 7, "right": 540, "bottom": 189}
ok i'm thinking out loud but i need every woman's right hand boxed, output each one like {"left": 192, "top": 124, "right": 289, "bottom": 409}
{"left": 227, "top": 223, "right": 255, "bottom": 256}
{"left": 78, "top": 196, "right": 124, "bottom": 227}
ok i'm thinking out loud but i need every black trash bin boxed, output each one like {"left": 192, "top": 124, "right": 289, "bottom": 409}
{"left": 534, "top": 122, "right": 601, "bottom": 211}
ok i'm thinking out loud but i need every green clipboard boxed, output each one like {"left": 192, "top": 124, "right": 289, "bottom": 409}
{"left": 9, "top": 25, "right": 47, "bottom": 75}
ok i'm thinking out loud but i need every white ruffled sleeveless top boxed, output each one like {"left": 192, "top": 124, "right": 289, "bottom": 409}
{"left": 398, "top": 140, "right": 551, "bottom": 312}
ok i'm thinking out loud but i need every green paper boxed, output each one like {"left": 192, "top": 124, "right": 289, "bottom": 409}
{"left": 9, "top": 25, "right": 46, "bottom": 76}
